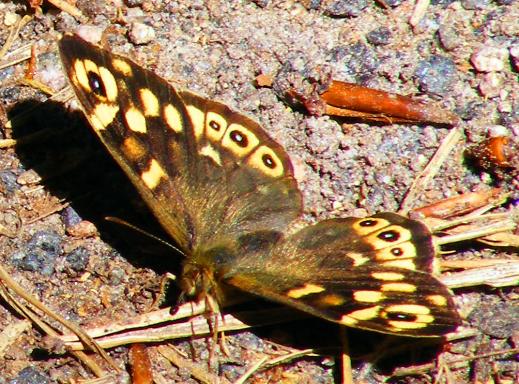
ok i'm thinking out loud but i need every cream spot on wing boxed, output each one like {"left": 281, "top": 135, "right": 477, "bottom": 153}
{"left": 347, "top": 306, "right": 380, "bottom": 320}
{"left": 382, "top": 259, "right": 416, "bottom": 270}
{"left": 346, "top": 252, "right": 369, "bottom": 266}
{"left": 427, "top": 295, "right": 448, "bottom": 307}
{"left": 353, "top": 291, "right": 384, "bottom": 303}
{"left": 386, "top": 304, "right": 430, "bottom": 315}
{"left": 247, "top": 145, "right": 284, "bottom": 178}
{"left": 200, "top": 144, "right": 222, "bottom": 165}
{"left": 90, "top": 103, "right": 119, "bottom": 131}
{"left": 186, "top": 104, "right": 204, "bottom": 139}
{"left": 112, "top": 58, "right": 133, "bottom": 76}
{"left": 125, "top": 107, "right": 147, "bottom": 133}
{"left": 83, "top": 59, "right": 99, "bottom": 77}
{"left": 73, "top": 59, "right": 90, "bottom": 91}
{"left": 340, "top": 316, "right": 358, "bottom": 326}
{"left": 141, "top": 159, "right": 166, "bottom": 189}
{"left": 164, "top": 104, "right": 183, "bottom": 133}
{"left": 140, "top": 88, "right": 160, "bottom": 116}
{"left": 388, "top": 320, "right": 426, "bottom": 330}
{"left": 287, "top": 283, "right": 325, "bottom": 299}
{"left": 98, "top": 66, "right": 118, "bottom": 102}
{"left": 381, "top": 283, "right": 416, "bottom": 293}
{"left": 371, "top": 272, "right": 405, "bottom": 281}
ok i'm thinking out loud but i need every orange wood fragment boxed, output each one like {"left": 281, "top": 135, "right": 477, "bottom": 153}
{"left": 129, "top": 344, "right": 153, "bottom": 384}
{"left": 319, "top": 80, "right": 460, "bottom": 125}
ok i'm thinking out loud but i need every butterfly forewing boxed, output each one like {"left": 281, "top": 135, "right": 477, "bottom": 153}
{"left": 59, "top": 34, "right": 302, "bottom": 251}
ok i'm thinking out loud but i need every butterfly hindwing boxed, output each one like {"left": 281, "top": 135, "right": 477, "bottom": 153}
{"left": 226, "top": 213, "right": 460, "bottom": 336}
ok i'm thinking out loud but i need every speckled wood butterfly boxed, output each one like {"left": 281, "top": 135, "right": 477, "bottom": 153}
{"left": 59, "top": 34, "right": 460, "bottom": 337}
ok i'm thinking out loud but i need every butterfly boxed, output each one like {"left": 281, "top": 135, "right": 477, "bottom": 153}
{"left": 58, "top": 33, "right": 460, "bottom": 337}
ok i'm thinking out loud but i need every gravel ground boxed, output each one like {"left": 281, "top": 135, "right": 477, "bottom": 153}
{"left": 0, "top": 0, "right": 517, "bottom": 383}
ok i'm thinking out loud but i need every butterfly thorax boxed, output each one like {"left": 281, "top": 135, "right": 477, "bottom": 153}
{"left": 178, "top": 241, "right": 238, "bottom": 305}
{"left": 179, "top": 229, "right": 286, "bottom": 305}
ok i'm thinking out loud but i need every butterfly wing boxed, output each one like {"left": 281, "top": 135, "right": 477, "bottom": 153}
{"left": 225, "top": 213, "right": 460, "bottom": 336}
{"left": 59, "top": 34, "right": 302, "bottom": 252}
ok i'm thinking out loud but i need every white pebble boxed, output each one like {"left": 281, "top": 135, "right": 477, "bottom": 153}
{"left": 478, "top": 72, "right": 504, "bottom": 98}
{"left": 487, "top": 125, "right": 509, "bottom": 138}
{"left": 75, "top": 25, "right": 104, "bottom": 44}
{"left": 129, "top": 22, "right": 155, "bottom": 45}
{"left": 4, "top": 12, "right": 18, "bottom": 26}
{"left": 470, "top": 46, "right": 508, "bottom": 72}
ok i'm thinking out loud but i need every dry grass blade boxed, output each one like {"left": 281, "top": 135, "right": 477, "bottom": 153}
{"left": 156, "top": 344, "right": 227, "bottom": 384}
{"left": 0, "top": 15, "right": 32, "bottom": 60}
{"left": 391, "top": 348, "right": 519, "bottom": 378}
{"left": 440, "top": 260, "right": 519, "bottom": 288}
{"left": 46, "top": 0, "right": 85, "bottom": 20}
{"left": 60, "top": 307, "right": 302, "bottom": 351}
{"left": 233, "top": 356, "right": 269, "bottom": 384}
{"left": 0, "top": 278, "right": 107, "bottom": 377}
{"left": 400, "top": 127, "right": 463, "bottom": 213}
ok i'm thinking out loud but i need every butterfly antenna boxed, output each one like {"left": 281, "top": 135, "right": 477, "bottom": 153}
{"left": 105, "top": 216, "right": 185, "bottom": 256}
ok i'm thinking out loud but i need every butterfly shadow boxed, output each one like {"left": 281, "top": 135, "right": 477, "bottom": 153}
{"left": 9, "top": 98, "right": 184, "bottom": 277}
{"left": 225, "top": 298, "right": 449, "bottom": 378}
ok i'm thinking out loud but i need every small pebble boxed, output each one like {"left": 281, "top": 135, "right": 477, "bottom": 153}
{"left": 461, "top": 0, "right": 490, "bottom": 9}
{"left": 4, "top": 12, "right": 18, "bottom": 26}
{"left": 0, "top": 171, "right": 19, "bottom": 194}
{"left": 16, "top": 170, "right": 41, "bottom": 185}
{"left": 66, "top": 220, "right": 98, "bottom": 238}
{"left": 252, "top": 0, "right": 270, "bottom": 7}
{"left": 109, "top": 267, "right": 127, "bottom": 286}
{"left": 366, "top": 27, "right": 391, "bottom": 46}
{"left": 75, "top": 25, "right": 104, "bottom": 44}
{"left": 128, "top": 22, "right": 155, "bottom": 45}
{"left": 331, "top": 42, "right": 378, "bottom": 82}
{"left": 124, "top": 0, "right": 143, "bottom": 6}
{"left": 300, "top": 0, "right": 322, "bottom": 9}
{"left": 414, "top": 55, "right": 457, "bottom": 95}
{"left": 431, "top": 0, "right": 456, "bottom": 4}
{"left": 471, "top": 46, "right": 508, "bottom": 72}
{"left": 15, "top": 231, "right": 62, "bottom": 276}
{"left": 324, "top": 0, "right": 368, "bottom": 17}
{"left": 383, "top": 0, "right": 403, "bottom": 6}
{"left": 126, "top": 7, "right": 145, "bottom": 20}
{"left": 65, "top": 247, "right": 90, "bottom": 272}
{"left": 487, "top": 125, "right": 509, "bottom": 138}
{"left": 438, "top": 24, "right": 460, "bottom": 51}
{"left": 61, "top": 206, "right": 83, "bottom": 229}
{"left": 478, "top": 72, "right": 504, "bottom": 98}
{"left": 8, "top": 367, "right": 50, "bottom": 384}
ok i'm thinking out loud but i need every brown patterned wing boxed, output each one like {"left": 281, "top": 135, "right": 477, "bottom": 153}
{"left": 225, "top": 213, "right": 460, "bottom": 336}
{"left": 58, "top": 34, "right": 302, "bottom": 252}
